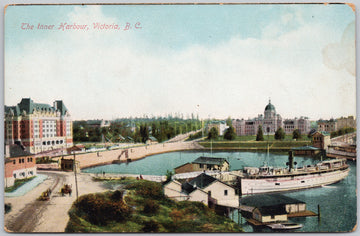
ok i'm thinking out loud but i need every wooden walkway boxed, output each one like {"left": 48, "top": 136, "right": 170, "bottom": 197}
{"left": 246, "top": 218, "right": 267, "bottom": 226}
{"left": 288, "top": 210, "right": 318, "bottom": 218}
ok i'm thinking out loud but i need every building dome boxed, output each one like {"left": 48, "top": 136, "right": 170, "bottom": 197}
{"left": 264, "top": 99, "right": 276, "bottom": 112}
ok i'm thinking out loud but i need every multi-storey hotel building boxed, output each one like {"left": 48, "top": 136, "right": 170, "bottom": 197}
{"left": 232, "top": 100, "right": 310, "bottom": 136}
{"left": 4, "top": 98, "right": 73, "bottom": 154}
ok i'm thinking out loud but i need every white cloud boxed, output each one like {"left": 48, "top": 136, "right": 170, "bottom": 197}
{"left": 5, "top": 6, "right": 356, "bottom": 121}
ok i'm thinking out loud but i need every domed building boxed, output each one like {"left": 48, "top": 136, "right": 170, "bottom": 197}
{"left": 232, "top": 99, "right": 309, "bottom": 136}
{"left": 263, "top": 99, "right": 282, "bottom": 135}
{"left": 264, "top": 100, "right": 276, "bottom": 119}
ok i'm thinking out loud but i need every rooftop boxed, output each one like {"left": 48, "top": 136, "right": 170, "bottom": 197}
{"left": 5, "top": 98, "right": 68, "bottom": 116}
{"left": 264, "top": 99, "right": 276, "bottom": 112}
{"left": 240, "top": 194, "right": 305, "bottom": 208}
{"left": 313, "top": 131, "right": 330, "bottom": 136}
{"left": 188, "top": 173, "right": 218, "bottom": 189}
{"left": 292, "top": 145, "right": 320, "bottom": 151}
{"left": 148, "top": 136, "right": 158, "bottom": 141}
{"left": 6, "top": 144, "right": 33, "bottom": 158}
{"left": 192, "top": 156, "right": 228, "bottom": 166}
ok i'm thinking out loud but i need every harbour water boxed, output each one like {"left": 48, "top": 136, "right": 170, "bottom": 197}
{"left": 83, "top": 151, "right": 357, "bottom": 232}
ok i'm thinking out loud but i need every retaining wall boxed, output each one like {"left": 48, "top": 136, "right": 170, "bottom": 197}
{"left": 59, "top": 141, "right": 203, "bottom": 169}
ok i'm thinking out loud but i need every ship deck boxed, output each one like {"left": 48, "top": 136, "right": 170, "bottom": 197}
{"left": 244, "top": 165, "right": 349, "bottom": 179}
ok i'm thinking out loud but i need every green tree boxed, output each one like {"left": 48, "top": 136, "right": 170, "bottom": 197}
{"left": 139, "top": 125, "right": 149, "bottom": 143}
{"left": 165, "top": 170, "right": 173, "bottom": 184}
{"left": 226, "top": 117, "right": 233, "bottom": 127}
{"left": 274, "top": 127, "right": 285, "bottom": 140}
{"left": 292, "top": 129, "right": 302, "bottom": 140}
{"left": 207, "top": 127, "right": 219, "bottom": 140}
{"left": 224, "top": 126, "right": 236, "bottom": 140}
{"left": 256, "top": 125, "right": 264, "bottom": 141}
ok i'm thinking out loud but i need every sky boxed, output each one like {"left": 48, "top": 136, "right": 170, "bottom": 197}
{"left": 4, "top": 4, "right": 356, "bottom": 120}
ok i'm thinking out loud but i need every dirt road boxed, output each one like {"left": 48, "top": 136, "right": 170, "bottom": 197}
{"left": 4, "top": 171, "right": 107, "bottom": 233}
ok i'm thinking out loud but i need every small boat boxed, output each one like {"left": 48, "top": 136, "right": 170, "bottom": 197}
{"left": 267, "top": 222, "right": 303, "bottom": 230}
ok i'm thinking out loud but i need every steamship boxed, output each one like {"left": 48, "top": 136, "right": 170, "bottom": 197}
{"left": 239, "top": 153, "right": 350, "bottom": 195}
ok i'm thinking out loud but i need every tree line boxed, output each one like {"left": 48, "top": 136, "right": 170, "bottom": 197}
{"left": 206, "top": 125, "right": 303, "bottom": 141}
{"left": 72, "top": 118, "right": 201, "bottom": 143}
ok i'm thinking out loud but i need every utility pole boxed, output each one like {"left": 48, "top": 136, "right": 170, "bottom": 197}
{"left": 73, "top": 149, "right": 79, "bottom": 202}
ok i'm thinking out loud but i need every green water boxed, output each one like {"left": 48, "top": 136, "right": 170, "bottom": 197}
{"left": 83, "top": 151, "right": 357, "bottom": 232}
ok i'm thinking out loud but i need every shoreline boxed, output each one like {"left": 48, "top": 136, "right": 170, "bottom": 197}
{"left": 67, "top": 142, "right": 323, "bottom": 171}
{"left": 56, "top": 141, "right": 204, "bottom": 170}
{"left": 79, "top": 146, "right": 309, "bottom": 171}
{"left": 56, "top": 141, "right": 347, "bottom": 171}
{"left": 80, "top": 148, "right": 201, "bottom": 170}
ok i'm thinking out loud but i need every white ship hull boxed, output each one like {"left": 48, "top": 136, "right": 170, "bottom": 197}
{"left": 241, "top": 167, "right": 350, "bottom": 195}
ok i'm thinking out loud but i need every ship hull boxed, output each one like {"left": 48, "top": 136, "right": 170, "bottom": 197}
{"left": 241, "top": 167, "right": 350, "bottom": 195}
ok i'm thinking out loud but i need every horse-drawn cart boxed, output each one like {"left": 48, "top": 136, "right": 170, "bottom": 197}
{"left": 61, "top": 184, "right": 72, "bottom": 196}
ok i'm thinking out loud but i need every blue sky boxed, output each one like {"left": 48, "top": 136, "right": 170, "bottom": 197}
{"left": 5, "top": 4, "right": 356, "bottom": 120}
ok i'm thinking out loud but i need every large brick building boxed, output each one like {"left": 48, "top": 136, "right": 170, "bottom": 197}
{"left": 4, "top": 98, "right": 73, "bottom": 154}
{"left": 317, "top": 119, "right": 337, "bottom": 133}
{"left": 335, "top": 116, "right": 356, "bottom": 130}
{"left": 232, "top": 100, "right": 310, "bottom": 136}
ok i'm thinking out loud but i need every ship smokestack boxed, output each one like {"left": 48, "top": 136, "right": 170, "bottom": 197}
{"left": 288, "top": 150, "right": 294, "bottom": 172}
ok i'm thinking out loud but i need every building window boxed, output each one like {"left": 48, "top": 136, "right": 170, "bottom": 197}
{"left": 199, "top": 164, "right": 204, "bottom": 168}
{"left": 224, "top": 190, "right": 228, "bottom": 196}
{"left": 271, "top": 215, "right": 275, "bottom": 219}
{"left": 13, "top": 160, "right": 15, "bottom": 164}
{"left": 13, "top": 173, "right": 16, "bottom": 178}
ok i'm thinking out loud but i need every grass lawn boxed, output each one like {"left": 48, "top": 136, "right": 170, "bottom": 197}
{"left": 5, "top": 176, "right": 36, "bottom": 193}
{"left": 199, "top": 140, "right": 311, "bottom": 150}
{"left": 215, "top": 134, "right": 311, "bottom": 142}
{"left": 66, "top": 179, "right": 242, "bottom": 233}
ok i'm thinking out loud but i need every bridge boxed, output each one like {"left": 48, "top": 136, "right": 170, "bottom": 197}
{"left": 328, "top": 132, "right": 357, "bottom": 161}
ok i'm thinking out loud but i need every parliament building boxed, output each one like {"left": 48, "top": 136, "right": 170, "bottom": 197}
{"left": 232, "top": 100, "right": 310, "bottom": 136}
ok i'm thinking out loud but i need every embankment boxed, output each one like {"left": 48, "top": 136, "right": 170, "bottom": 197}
{"left": 58, "top": 142, "right": 204, "bottom": 169}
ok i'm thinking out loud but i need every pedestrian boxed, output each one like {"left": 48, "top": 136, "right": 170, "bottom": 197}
{"left": 69, "top": 189, "right": 72, "bottom": 197}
